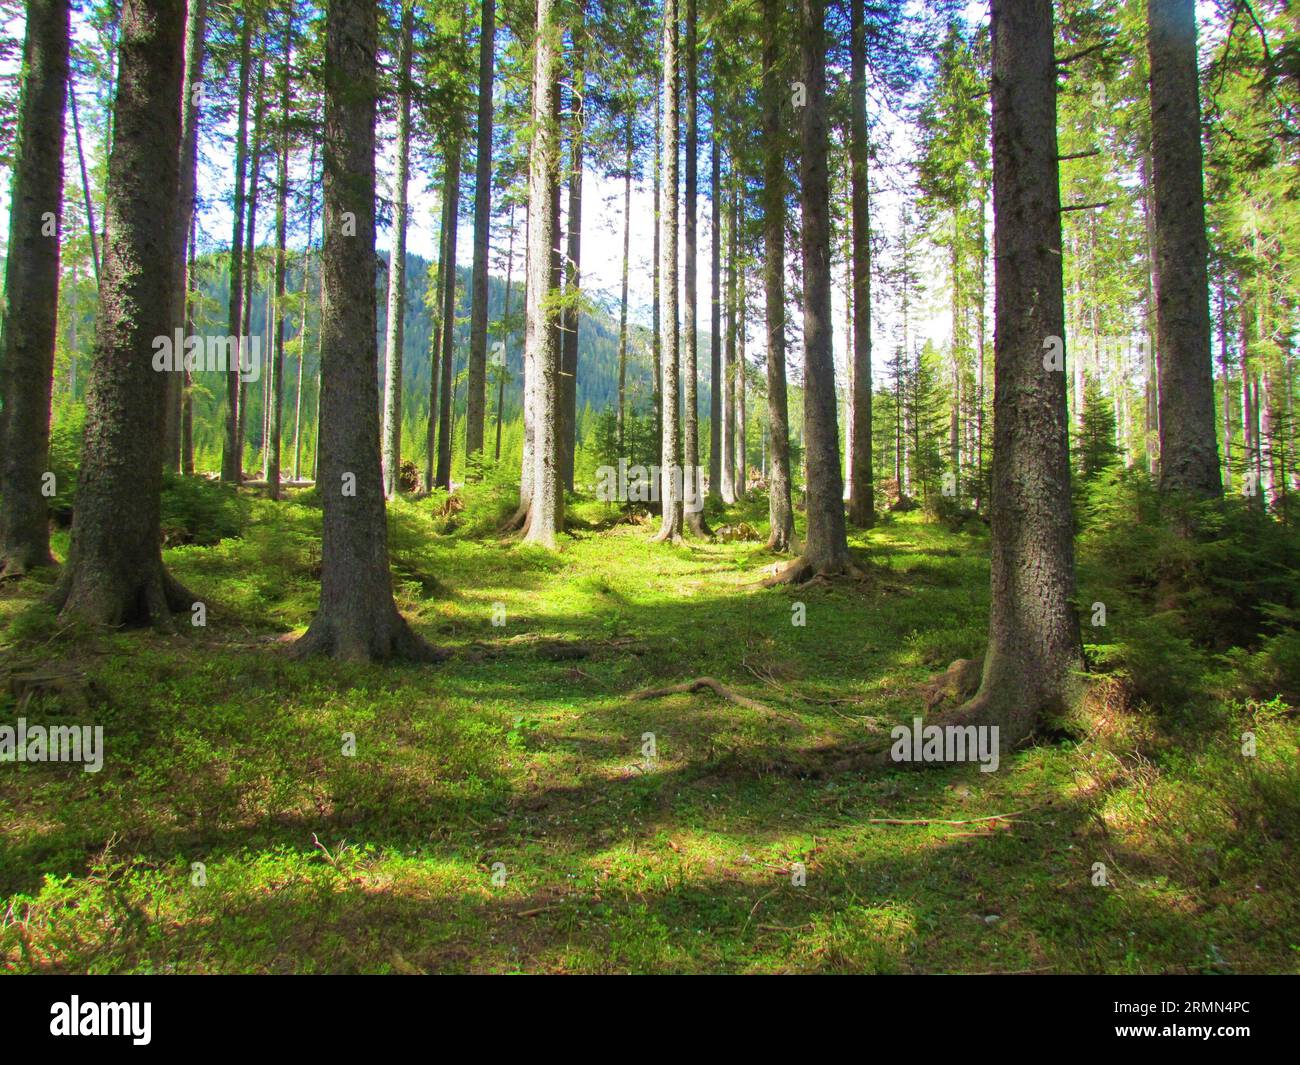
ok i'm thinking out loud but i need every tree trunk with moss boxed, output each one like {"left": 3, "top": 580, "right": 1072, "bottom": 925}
{"left": 0, "top": 0, "right": 69, "bottom": 575}
{"left": 947, "top": 0, "right": 1083, "bottom": 747}
{"left": 770, "top": 0, "right": 850, "bottom": 581}
{"left": 522, "top": 0, "right": 563, "bottom": 547}
{"left": 381, "top": 2, "right": 413, "bottom": 499}
{"left": 760, "top": 0, "right": 793, "bottom": 552}
{"left": 1147, "top": 0, "right": 1222, "bottom": 498}
{"left": 464, "top": 0, "right": 495, "bottom": 467}
{"left": 846, "top": 0, "right": 874, "bottom": 527}
{"left": 51, "top": 0, "right": 193, "bottom": 625}
{"left": 292, "top": 0, "right": 435, "bottom": 662}
{"left": 653, "top": 0, "right": 683, "bottom": 543}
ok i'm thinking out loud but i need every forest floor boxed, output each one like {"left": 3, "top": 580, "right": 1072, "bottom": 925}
{"left": 1, "top": 489, "right": 1297, "bottom": 974}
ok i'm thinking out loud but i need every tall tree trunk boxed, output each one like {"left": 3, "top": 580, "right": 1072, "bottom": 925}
{"left": 436, "top": 139, "right": 462, "bottom": 491}
{"left": 948, "top": 0, "right": 1083, "bottom": 746}
{"left": 771, "top": 0, "right": 851, "bottom": 582}
{"left": 846, "top": 0, "right": 873, "bottom": 527}
{"left": 381, "top": 2, "right": 413, "bottom": 498}
{"left": 616, "top": 114, "right": 633, "bottom": 453}
{"left": 182, "top": 215, "right": 197, "bottom": 474}
{"left": 507, "top": 202, "right": 534, "bottom": 525}
{"left": 1218, "top": 279, "right": 1233, "bottom": 490}
{"left": 735, "top": 200, "right": 747, "bottom": 500}
{"left": 425, "top": 165, "right": 452, "bottom": 493}
{"left": 239, "top": 56, "right": 268, "bottom": 479}
{"left": 652, "top": 0, "right": 683, "bottom": 543}
{"left": 221, "top": 11, "right": 254, "bottom": 483}
{"left": 164, "top": 0, "right": 206, "bottom": 473}
{"left": 69, "top": 81, "right": 100, "bottom": 286}
{"left": 760, "top": 0, "right": 792, "bottom": 551}
{"left": 651, "top": 55, "right": 663, "bottom": 452}
{"left": 721, "top": 174, "right": 737, "bottom": 504}
{"left": 1148, "top": 0, "right": 1221, "bottom": 497}
{"left": 293, "top": 136, "right": 318, "bottom": 483}
{"left": 682, "top": 0, "right": 708, "bottom": 534}
{"left": 495, "top": 205, "right": 516, "bottom": 462}
{"left": 0, "top": 0, "right": 70, "bottom": 574}
{"left": 267, "top": 7, "right": 292, "bottom": 500}
{"left": 708, "top": 78, "right": 722, "bottom": 503}
{"left": 522, "top": 0, "right": 564, "bottom": 547}
{"left": 559, "top": 1, "right": 586, "bottom": 493}
{"left": 293, "top": 0, "right": 435, "bottom": 662}
{"left": 51, "top": 0, "right": 193, "bottom": 625}
{"left": 464, "top": 0, "right": 495, "bottom": 466}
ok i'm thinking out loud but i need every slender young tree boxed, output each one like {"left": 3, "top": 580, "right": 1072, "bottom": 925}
{"left": 51, "top": 0, "right": 193, "bottom": 625}
{"left": 653, "top": 0, "right": 683, "bottom": 543}
{"left": 464, "top": 0, "right": 496, "bottom": 466}
{"left": 435, "top": 138, "right": 462, "bottom": 490}
{"left": 721, "top": 175, "right": 736, "bottom": 503}
{"left": 267, "top": 5, "right": 293, "bottom": 500}
{"left": 946, "top": 0, "right": 1083, "bottom": 745}
{"left": 522, "top": 0, "right": 564, "bottom": 547}
{"left": 164, "top": 0, "right": 207, "bottom": 473}
{"left": 708, "top": 75, "right": 721, "bottom": 503}
{"left": 559, "top": 1, "right": 586, "bottom": 492}
{"left": 426, "top": 161, "right": 452, "bottom": 493}
{"left": 293, "top": 0, "right": 435, "bottom": 661}
{"left": 615, "top": 108, "right": 634, "bottom": 452}
{"left": 759, "top": 0, "right": 792, "bottom": 551}
{"left": 682, "top": 0, "right": 708, "bottom": 534}
{"left": 221, "top": 8, "right": 254, "bottom": 483}
{"left": 381, "top": 1, "right": 414, "bottom": 499}
{"left": 846, "top": 0, "right": 873, "bottom": 526}
{"left": 1148, "top": 0, "right": 1222, "bottom": 497}
{"left": 0, "top": 0, "right": 70, "bottom": 575}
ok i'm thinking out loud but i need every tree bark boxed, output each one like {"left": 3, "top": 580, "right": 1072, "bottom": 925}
{"left": 721, "top": 174, "right": 736, "bottom": 504}
{"left": 949, "top": 0, "right": 1083, "bottom": 747}
{"left": 436, "top": 139, "right": 462, "bottom": 491}
{"left": 616, "top": 114, "right": 633, "bottom": 453}
{"left": 559, "top": 0, "right": 586, "bottom": 493}
{"left": 682, "top": 0, "right": 708, "bottom": 535}
{"left": 464, "top": 0, "right": 496, "bottom": 466}
{"left": 0, "top": 0, "right": 70, "bottom": 575}
{"left": 239, "top": 56, "right": 268, "bottom": 480}
{"left": 293, "top": 0, "right": 435, "bottom": 662}
{"left": 1147, "top": 0, "right": 1221, "bottom": 497}
{"left": 760, "top": 0, "right": 793, "bottom": 552}
{"left": 653, "top": 0, "right": 683, "bottom": 543}
{"left": 381, "top": 2, "right": 413, "bottom": 499}
{"left": 496, "top": 205, "right": 516, "bottom": 462}
{"left": 708, "top": 75, "right": 722, "bottom": 503}
{"left": 220, "top": 10, "right": 254, "bottom": 483}
{"left": 522, "top": 0, "right": 564, "bottom": 547}
{"left": 163, "top": 0, "right": 206, "bottom": 473}
{"left": 50, "top": 0, "right": 193, "bottom": 626}
{"left": 846, "top": 0, "right": 873, "bottom": 527}
{"left": 771, "top": 0, "right": 851, "bottom": 582}
{"left": 267, "top": 7, "right": 292, "bottom": 501}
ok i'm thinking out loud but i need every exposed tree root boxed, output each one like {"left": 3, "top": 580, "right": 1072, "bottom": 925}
{"left": 0, "top": 551, "right": 57, "bottom": 579}
{"left": 685, "top": 511, "right": 713, "bottom": 538}
{"left": 650, "top": 525, "right": 684, "bottom": 544}
{"left": 630, "top": 675, "right": 783, "bottom": 717}
{"left": 49, "top": 562, "right": 196, "bottom": 633}
{"left": 290, "top": 611, "right": 447, "bottom": 663}
{"left": 501, "top": 498, "right": 531, "bottom": 534}
{"left": 761, "top": 554, "right": 867, "bottom": 588}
